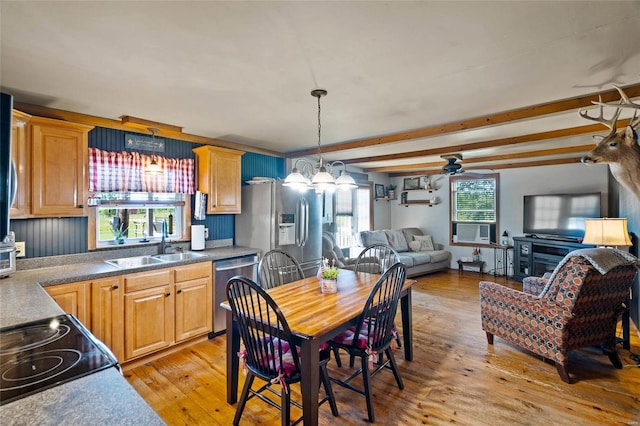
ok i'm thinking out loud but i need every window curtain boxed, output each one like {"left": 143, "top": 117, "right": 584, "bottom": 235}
{"left": 88, "top": 148, "right": 195, "bottom": 194}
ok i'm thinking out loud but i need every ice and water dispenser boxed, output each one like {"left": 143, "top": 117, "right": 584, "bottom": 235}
{"left": 278, "top": 214, "right": 295, "bottom": 245}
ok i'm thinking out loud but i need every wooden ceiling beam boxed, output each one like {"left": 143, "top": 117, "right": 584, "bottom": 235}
{"left": 389, "top": 157, "right": 582, "bottom": 177}
{"left": 286, "top": 84, "right": 640, "bottom": 158}
{"left": 365, "top": 145, "right": 592, "bottom": 173}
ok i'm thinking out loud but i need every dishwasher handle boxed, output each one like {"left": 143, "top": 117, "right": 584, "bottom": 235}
{"left": 215, "top": 261, "right": 259, "bottom": 272}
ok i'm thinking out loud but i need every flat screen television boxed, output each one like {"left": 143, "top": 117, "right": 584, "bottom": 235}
{"left": 523, "top": 192, "right": 602, "bottom": 241}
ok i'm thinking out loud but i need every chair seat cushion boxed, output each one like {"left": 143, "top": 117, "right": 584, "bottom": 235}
{"left": 330, "top": 320, "right": 395, "bottom": 350}
{"left": 249, "top": 337, "right": 329, "bottom": 377}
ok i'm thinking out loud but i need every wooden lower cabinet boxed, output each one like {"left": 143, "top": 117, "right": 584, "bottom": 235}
{"left": 44, "top": 261, "right": 213, "bottom": 364}
{"left": 174, "top": 262, "right": 212, "bottom": 342}
{"left": 45, "top": 281, "right": 90, "bottom": 325}
{"left": 123, "top": 262, "right": 212, "bottom": 361}
{"left": 91, "top": 277, "right": 124, "bottom": 361}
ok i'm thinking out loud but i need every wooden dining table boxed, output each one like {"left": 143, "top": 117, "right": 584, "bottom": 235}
{"left": 221, "top": 268, "right": 417, "bottom": 426}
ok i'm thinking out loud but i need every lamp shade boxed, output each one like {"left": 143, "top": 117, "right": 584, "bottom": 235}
{"left": 582, "top": 218, "right": 632, "bottom": 247}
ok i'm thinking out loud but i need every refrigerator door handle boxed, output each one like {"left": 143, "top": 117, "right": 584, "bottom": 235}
{"left": 301, "top": 198, "right": 309, "bottom": 247}
{"left": 295, "top": 197, "right": 302, "bottom": 247}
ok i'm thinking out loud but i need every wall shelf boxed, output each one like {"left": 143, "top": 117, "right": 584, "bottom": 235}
{"left": 399, "top": 189, "right": 438, "bottom": 207}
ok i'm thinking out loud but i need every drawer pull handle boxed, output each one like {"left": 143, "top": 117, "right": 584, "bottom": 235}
{"left": 165, "top": 292, "right": 171, "bottom": 297}
{"left": 177, "top": 289, "right": 183, "bottom": 294}
{"left": 113, "top": 285, "right": 119, "bottom": 290}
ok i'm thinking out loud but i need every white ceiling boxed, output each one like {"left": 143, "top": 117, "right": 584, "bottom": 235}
{"left": 2, "top": 1, "right": 639, "bottom": 174}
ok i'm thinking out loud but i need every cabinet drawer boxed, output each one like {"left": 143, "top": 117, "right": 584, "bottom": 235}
{"left": 124, "top": 269, "right": 171, "bottom": 293}
{"left": 174, "top": 261, "right": 212, "bottom": 282}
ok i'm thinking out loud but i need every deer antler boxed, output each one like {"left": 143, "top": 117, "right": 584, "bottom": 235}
{"left": 579, "top": 95, "right": 621, "bottom": 137}
{"left": 591, "top": 86, "right": 640, "bottom": 129}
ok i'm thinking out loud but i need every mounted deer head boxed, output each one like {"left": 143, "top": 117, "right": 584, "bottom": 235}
{"left": 579, "top": 86, "right": 640, "bottom": 199}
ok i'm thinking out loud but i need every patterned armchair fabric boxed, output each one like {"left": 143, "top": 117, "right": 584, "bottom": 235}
{"left": 480, "top": 249, "right": 639, "bottom": 383}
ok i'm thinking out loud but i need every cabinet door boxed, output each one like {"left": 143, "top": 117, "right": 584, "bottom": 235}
{"left": 10, "top": 110, "right": 31, "bottom": 218}
{"left": 210, "top": 150, "right": 242, "bottom": 213}
{"left": 175, "top": 277, "right": 212, "bottom": 342}
{"left": 193, "top": 146, "right": 244, "bottom": 214}
{"left": 30, "top": 117, "right": 93, "bottom": 217}
{"left": 45, "top": 281, "right": 90, "bottom": 325}
{"left": 124, "top": 285, "right": 174, "bottom": 360}
{"left": 91, "top": 277, "right": 124, "bottom": 361}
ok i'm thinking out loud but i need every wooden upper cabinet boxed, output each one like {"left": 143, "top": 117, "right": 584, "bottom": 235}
{"left": 29, "top": 116, "right": 93, "bottom": 217}
{"left": 193, "top": 146, "right": 244, "bottom": 214}
{"left": 10, "top": 110, "right": 31, "bottom": 218}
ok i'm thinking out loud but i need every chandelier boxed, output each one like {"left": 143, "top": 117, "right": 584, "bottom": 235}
{"left": 284, "top": 89, "right": 357, "bottom": 194}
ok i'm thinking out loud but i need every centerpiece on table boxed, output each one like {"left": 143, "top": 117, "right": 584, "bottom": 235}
{"left": 318, "top": 257, "right": 339, "bottom": 293}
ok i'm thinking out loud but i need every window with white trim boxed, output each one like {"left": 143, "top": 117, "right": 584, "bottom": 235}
{"left": 450, "top": 174, "right": 499, "bottom": 246}
{"left": 95, "top": 192, "right": 186, "bottom": 247}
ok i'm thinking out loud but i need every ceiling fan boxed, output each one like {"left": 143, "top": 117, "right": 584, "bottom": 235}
{"left": 440, "top": 154, "right": 464, "bottom": 175}
{"left": 440, "top": 153, "right": 494, "bottom": 176}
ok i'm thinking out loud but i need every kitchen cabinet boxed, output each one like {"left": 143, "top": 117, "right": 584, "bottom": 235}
{"left": 91, "top": 276, "right": 125, "bottom": 361}
{"left": 174, "top": 262, "right": 213, "bottom": 342}
{"left": 123, "top": 262, "right": 213, "bottom": 361}
{"left": 44, "top": 261, "right": 212, "bottom": 363}
{"left": 29, "top": 116, "right": 93, "bottom": 217}
{"left": 9, "top": 109, "right": 31, "bottom": 218}
{"left": 45, "top": 281, "right": 90, "bottom": 325}
{"left": 192, "top": 146, "right": 244, "bottom": 214}
{"left": 124, "top": 269, "right": 174, "bottom": 360}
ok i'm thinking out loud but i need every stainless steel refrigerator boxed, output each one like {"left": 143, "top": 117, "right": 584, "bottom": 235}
{"left": 235, "top": 181, "right": 322, "bottom": 277}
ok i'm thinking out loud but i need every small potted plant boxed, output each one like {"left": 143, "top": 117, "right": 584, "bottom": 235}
{"left": 319, "top": 258, "right": 339, "bottom": 293}
{"left": 386, "top": 185, "right": 397, "bottom": 200}
{"left": 110, "top": 220, "right": 128, "bottom": 245}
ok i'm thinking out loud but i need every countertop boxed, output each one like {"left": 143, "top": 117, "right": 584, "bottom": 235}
{"left": 0, "top": 245, "right": 259, "bottom": 424}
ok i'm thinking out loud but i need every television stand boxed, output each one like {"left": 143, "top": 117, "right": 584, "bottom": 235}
{"left": 513, "top": 236, "right": 593, "bottom": 282}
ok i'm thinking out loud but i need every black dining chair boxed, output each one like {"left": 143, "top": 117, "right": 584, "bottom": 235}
{"left": 354, "top": 243, "right": 400, "bottom": 275}
{"left": 226, "top": 275, "right": 339, "bottom": 425}
{"left": 328, "top": 262, "right": 407, "bottom": 423}
{"left": 344, "top": 243, "right": 402, "bottom": 363}
{"left": 258, "top": 249, "right": 305, "bottom": 289}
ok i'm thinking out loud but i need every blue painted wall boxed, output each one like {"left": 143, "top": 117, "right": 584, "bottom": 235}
{"left": 11, "top": 126, "right": 285, "bottom": 257}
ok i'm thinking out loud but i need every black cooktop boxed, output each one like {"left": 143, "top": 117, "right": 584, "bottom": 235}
{"left": 0, "top": 314, "right": 119, "bottom": 406}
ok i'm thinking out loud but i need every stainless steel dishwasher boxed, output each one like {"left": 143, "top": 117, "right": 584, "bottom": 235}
{"left": 211, "top": 254, "right": 259, "bottom": 336}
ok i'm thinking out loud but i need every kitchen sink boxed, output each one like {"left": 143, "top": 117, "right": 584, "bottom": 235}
{"left": 152, "top": 252, "right": 208, "bottom": 262}
{"left": 105, "top": 256, "right": 167, "bottom": 269}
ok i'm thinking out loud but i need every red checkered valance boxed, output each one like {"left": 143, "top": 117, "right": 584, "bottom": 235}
{"left": 88, "top": 148, "right": 195, "bottom": 194}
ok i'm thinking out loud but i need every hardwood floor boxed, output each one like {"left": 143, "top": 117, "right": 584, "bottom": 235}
{"left": 125, "top": 270, "right": 640, "bottom": 425}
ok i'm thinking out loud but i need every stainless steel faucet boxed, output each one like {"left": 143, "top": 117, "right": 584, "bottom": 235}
{"left": 160, "top": 219, "right": 171, "bottom": 254}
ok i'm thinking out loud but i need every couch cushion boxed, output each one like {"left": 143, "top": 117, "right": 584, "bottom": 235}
{"left": 360, "top": 230, "right": 389, "bottom": 247}
{"left": 427, "top": 250, "right": 450, "bottom": 263}
{"left": 414, "top": 234, "right": 435, "bottom": 251}
{"left": 402, "top": 228, "right": 424, "bottom": 246}
{"left": 397, "top": 253, "right": 416, "bottom": 267}
{"left": 385, "top": 230, "right": 409, "bottom": 252}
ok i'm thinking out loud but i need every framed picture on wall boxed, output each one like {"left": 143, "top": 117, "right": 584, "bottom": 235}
{"left": 375, "top": 184, "right": 386, "bottom": 199}
{"left": 403, "top": 177, "right": 420, "bottom": 190}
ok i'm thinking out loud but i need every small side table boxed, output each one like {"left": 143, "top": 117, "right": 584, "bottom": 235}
{"left": 457, "top": 259, "right": 486, "bottom": 276}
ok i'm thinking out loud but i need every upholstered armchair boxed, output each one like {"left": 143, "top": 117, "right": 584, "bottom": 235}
{"left": 480, "top": 248, "right": 639, "bottom": 383}
{"left": 322, "top": 232, "right": 358, "bottom": 270}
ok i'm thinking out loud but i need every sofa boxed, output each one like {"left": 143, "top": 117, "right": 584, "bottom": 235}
{"left": 356, "top": 227, "right": 451, "bottom": 277}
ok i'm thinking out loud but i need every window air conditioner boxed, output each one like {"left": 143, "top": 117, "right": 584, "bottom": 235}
{"left": 456, "top": 223, "right": 490, "bottom": 243}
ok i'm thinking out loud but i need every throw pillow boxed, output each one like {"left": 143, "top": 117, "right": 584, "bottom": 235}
{"left": 408, "top": 241, "right": 422, "bottom": 252}
{"left": 414, "top": 234, "right": 435, "bottom": 251}
{"left": 385, "top": 230, "right": 409, "bottom": 252}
